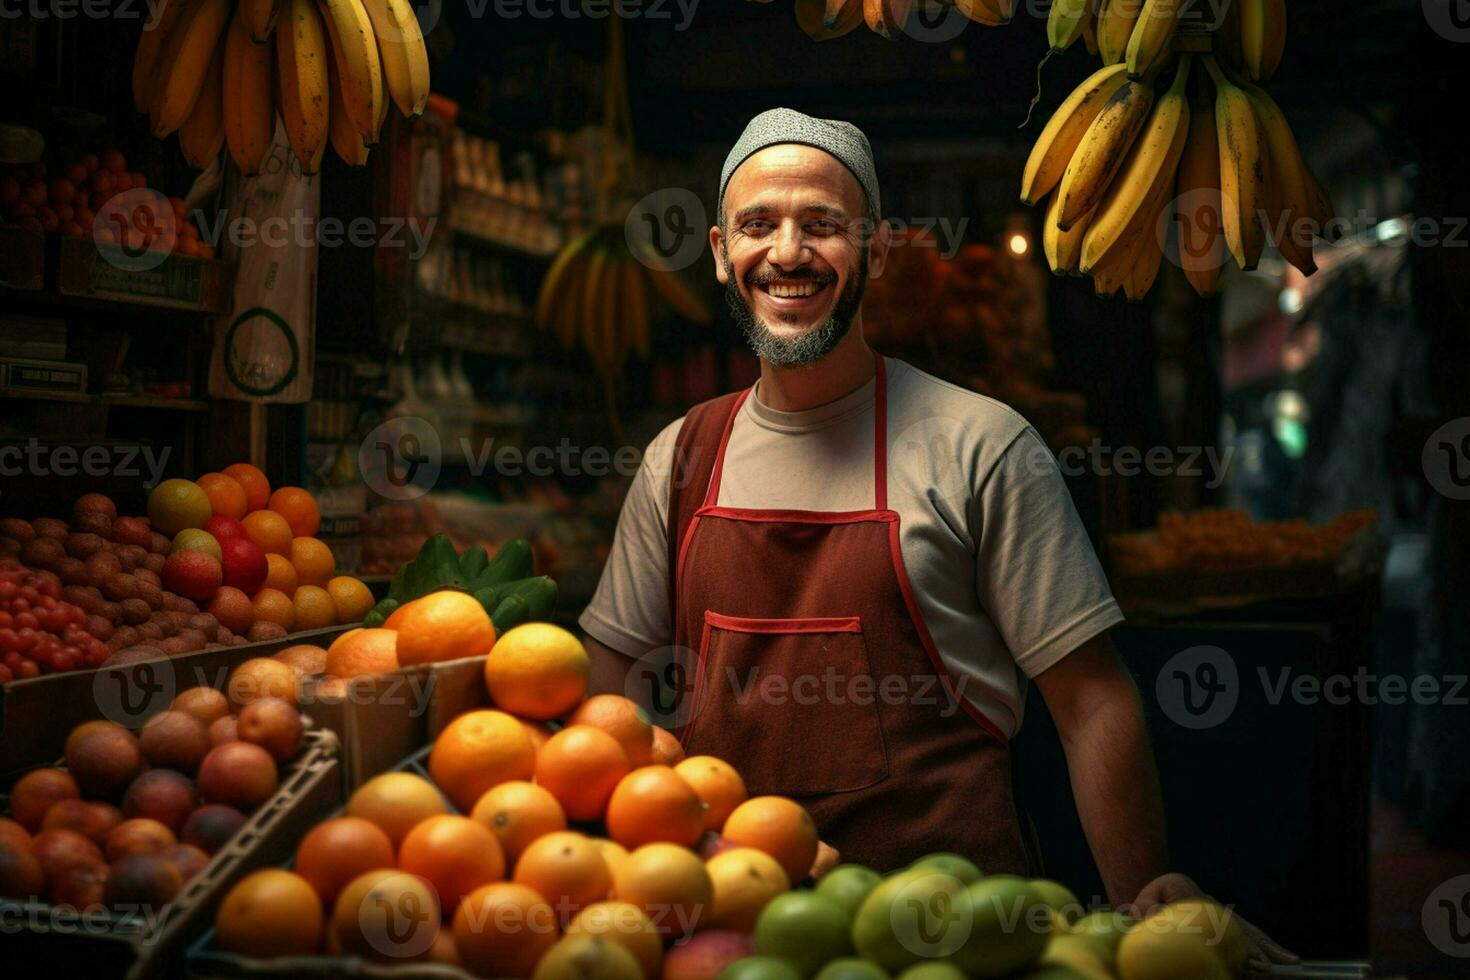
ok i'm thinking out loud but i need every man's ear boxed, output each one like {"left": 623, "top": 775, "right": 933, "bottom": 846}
{"left": 709, "top": 226, "right": 728, "bottom": 284}
{"left": 867, "top": 218, "right": 894, "bottom": 280}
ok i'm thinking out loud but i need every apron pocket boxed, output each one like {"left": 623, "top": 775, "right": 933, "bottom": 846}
{"left": 686, "top": 611, "right": 890, "bottom": 798}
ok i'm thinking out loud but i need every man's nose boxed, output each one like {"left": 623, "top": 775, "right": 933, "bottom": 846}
{"left": 767, "top": 219, "right": 812, "bottom": 269}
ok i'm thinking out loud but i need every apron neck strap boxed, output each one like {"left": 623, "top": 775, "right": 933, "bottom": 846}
{"left": 703, "top": 352, "right": 889, "bottom": 511}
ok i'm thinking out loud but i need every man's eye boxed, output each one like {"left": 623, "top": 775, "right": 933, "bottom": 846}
{"left": 742, "top": 220, "right": 773, "bottom": 234}
{"left": 806, "top": 220, "right": 838, "bottom": 234}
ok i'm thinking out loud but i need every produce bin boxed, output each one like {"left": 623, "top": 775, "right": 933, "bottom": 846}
{"left": 1, "top": 727, "right": 343, "bottom": 980}
{"left": 0, "top": 625, "right": 353, "bottom": 776}
{"left": 186, "top": 744, "right": 470, "bottom": 979}
{"left": 305, "top": 655, "right": 492, "bottom": 792}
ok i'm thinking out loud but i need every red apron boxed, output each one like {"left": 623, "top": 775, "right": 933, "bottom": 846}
{"left": 669, "top": 355, "right": 1031, "bottom": 874}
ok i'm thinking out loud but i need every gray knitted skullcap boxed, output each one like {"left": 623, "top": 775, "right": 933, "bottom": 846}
{"left": 718, "top": 108, "right": 880, "bottom": 222}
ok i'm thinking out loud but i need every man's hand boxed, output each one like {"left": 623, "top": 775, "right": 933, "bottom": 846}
{"left": 1131, "top": 873, "right": 1300, "bottom": 974}
{"left": 808, "top": 841, "right": 841, "bottom": 880}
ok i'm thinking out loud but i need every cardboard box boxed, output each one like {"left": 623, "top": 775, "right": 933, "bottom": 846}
{"left": 0, "top": 625, "right": 352, "bottom": 777}
{"left": 2, "top": 728, "right": 343, "bottom": 980}
{"left": 305, "top": 654, "right": 492, "bottom": 791}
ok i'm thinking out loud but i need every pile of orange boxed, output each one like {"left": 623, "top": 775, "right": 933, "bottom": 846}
{"left": 214, "top": 621, "right": 823, "bottom": 975}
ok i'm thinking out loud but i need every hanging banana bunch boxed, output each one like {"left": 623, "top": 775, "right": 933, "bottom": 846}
{"left": 1020, "top": 0, "right": 1333, "bottom": 300}
{"left": 789, "top": 0, "right": 1014, "bottom": 41}
{"left": 133, "top": 0, "right": 431, "bottom": 175}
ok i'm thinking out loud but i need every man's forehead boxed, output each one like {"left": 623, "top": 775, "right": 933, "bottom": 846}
{"left": 724, "top": 144, "right": 867, "bottom": 210}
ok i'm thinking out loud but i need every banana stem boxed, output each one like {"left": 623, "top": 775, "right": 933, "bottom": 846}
{"left": 1019, "top": 48, "right": 1055, "bottom": 130}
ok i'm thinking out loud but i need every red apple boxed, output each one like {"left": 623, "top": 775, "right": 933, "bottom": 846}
{"left": 217, "top": 536, "right": 266, "bottom": 595}
{"left": 203, "top": 516, "right": 247, "bottom": 542}
{"left": 161, "top": 551, "right": 222, "bottom": 602}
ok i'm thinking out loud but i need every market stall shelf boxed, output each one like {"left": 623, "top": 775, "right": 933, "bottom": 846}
{"left": 57, "top": 237, "right": 236, "bottom": 315}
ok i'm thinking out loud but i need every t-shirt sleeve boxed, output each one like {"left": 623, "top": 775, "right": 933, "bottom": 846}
{"left": 971, "top": 427, "right": 1125, "bottom": 678}
{"left": 577, "top": 421, "right": 679, "bottom": 657}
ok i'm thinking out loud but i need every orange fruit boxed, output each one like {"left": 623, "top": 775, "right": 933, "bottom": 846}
{"left": 332, "top": 869, "right": 439, "bottom": 962}
{"left": 567, "top": 695, "right": 654, "bottom": 768}
{"left": 518, "top": 717, "right": 555, "bottom": 755}
{"left": 294, "top": 817, "right": 396, "bottom": 904}
{"left": 196, "top": 472, "right": 249, "bottom": 521}
{"left": 591, "top": 839, "right": 629, "bottom": 879}
{"left": 651, "top": 726, "right": 685, "bottom": 766}
{"left": 721, "top": 797, "right": 819, "bottom": 884}
{"left": 567, "top": 901, "right": 663, "bottom": 978}
{"left": 427, "top": 928, "right": 460, "bottom": 966}
{"left": 704, "top": 847, "right": 790, "bottom": 932}
{"left": 251, "top": 587, "right": 296, "bottom": 631}
{"left": 228, "top": 657, "right": 300, "bottom": 707}
{"left": 605, "top": 766, "right": 705, "bottom": 849}
{"left": 223, "top": 462, "right": 271, "bottom": 512}
{"left": 428, "top": 710, "right": 536, "bottom": 812}
{"left": 675, "top": 756, "right": 748, "bottom": 832}
{"left": 513, "top": 831, "right": 612, "bottom": 921}
{"left": 327, "top": 576, "right": 375, "bottom": 623}
{"left": 262, "top": 553, "right": 299, "bottom": 594}
{"left": 398, "top": 814, "right": 506, "bottom": 914}
{"left": 293, "top": 585, "right": 337, "bottom": 630}
{"left": 324, "top": 628, "right": 399, "bottom": 679}
{"left": 453, "top": 882, "right": 559, "bottom": 978}
{"left": 469, "top": 781, "right": 567, "bottom": 866}
{"left": 289, "top": 537, "right": 335, "bottom": 588}
{"left": 148, "top": 479, "right": 213, "bottom": 535}
{"left": 215, "top": 869, "right": 324, "bottom": 957}
{"left": 390, "top": 591, "right": 496, "bottom": 666}
{"left": 273, "top": 643, "right": 328, "bottom": 679}
{"left": 346, "top": 772, "right": 448, "bottom": 847}
{"left": 532, "top": 934, "right": 644, "bottom": 980}
{"left": 242, "top": 510, "right": 293, "bottom": 556}
{"left": 534, "top": 725, "right": 631, "bottom": 822}
{"left": 482, "top": 623, "right": 589, "bottom": 720}
{"left": 268, "top": 486, "right": 320, "bottom": 537}
{"left": 611, "top": 842, "right": 713, "bottom": 936}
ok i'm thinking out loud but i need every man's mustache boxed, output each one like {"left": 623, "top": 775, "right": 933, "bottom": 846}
{"left": 744, "top": 269, "right": 837, "bottom": 286}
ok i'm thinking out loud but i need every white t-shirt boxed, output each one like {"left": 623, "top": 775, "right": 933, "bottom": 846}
{"left": 579, "top": 357, "right": 1124, "bottom": 737}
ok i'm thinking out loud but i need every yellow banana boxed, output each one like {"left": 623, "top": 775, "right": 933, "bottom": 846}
{"left": 1243, "top": 83, "right": 1317, "bottom": 274}
{"left": 1122, "top": 188, "right": 1170, "bottom": 301}
{"left": 277, "top": 0, "right": 330, "bottom": 175}
{"left": 1080, "top": 57, "right": 1191, "bottom": 273}
{"left": 537, "top": 229, "right": 601, "bottom": 332}
{"left": 955, "top": 0, "right": 1013, "bottom": 25}
{"left": 1302, "top": 163, "right": 1338, "bottom": 242}
{"left": 1174, "top": 85, "right": 1225, "bottom": 296}
{"left": 1125, "top": 0, "right": 1183, "bottom": 80}
{"left": 1043, "top": 190, "right": 1094, "bottom": 275}
{"left": 1082, "top": 3, "right": 1099, "bottom": 54}
{"left": 327, "top": 54, "right": 370, "bottom": 166}
{"left": 1020, "top": 61, "right": 1130, "bottom": 205}
{"left": 361, "top": 0, "right": 431, "bottom": 117}
{"left": 622, "top": 257, "right": 651, "bottom": 360}
{"left": 1096, "top": 0, "right": 1139, "bottom": 64}
{"left": 224, "top": 10, "right": 277, "bottom": 176}
{"left": 178, "top": 38, "right": 225, "bottom": 169}
{"left": 637, "top": 250, "right": 714, "bottom": 324}
{"left": 241, "top": 0, "right": 282, "bottom": 42}
{"left": 1204, "top": 55, "right": 1266, "bottom": 270}
{"left": 150, "top": 0, "right": 233, "bottom": 138}
{"left": 1047, "top": 0, "right": 1092, "bottom": 51}
{"left": 796, "top": 0, "right": 865, "bottom": 39}
{"left": 1056, "top": 77, "right": 1155, "bottom": 231}
{"left": 133, "top": 0, "right": 191, "bottom": 113}
{"left": 864, "top": 0, "right": 914, "bottom": 38}
{"left": 318, "top": 0, "right": 384, "bottom": 143}
{"left": 1239, "top": 0, "right": 1286, "bottom": 81}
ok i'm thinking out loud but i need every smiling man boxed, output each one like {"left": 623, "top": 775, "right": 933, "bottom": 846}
{"left": 579, "top": 110, "right": 1291, "bottom": 963}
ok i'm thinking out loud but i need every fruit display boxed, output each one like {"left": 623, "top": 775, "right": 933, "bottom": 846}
{"left": 1022, "top": 0, "right": 1332, "bottom": 300}
{"left": 0, "top": 467, "right": 374, "bottom": 678}
{"left": 536, "top": 223, "right": 713, "bottom": 381}
{"left": 205, "top": 622, "right": 1251, "bottom": 978}
{"left": 0, "top": 150, "right": 216, "bottom": 258}
{"left": 133, "top": 0, "right": 431, "bottom": 175}
{"left": 362, "top": 533, "right": 557, "bottom": 634}
{"left": 1109, "top": 507, "right": 1379, "bottom": 575}
{"left": 789, "top": 0, "right": 1015, "bottom": 41}
{"left": 0, "top": 679, "right": 309, "bottom": 919}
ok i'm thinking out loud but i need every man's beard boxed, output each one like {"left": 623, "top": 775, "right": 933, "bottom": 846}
{"left": 722, "top": 249, "right": 868, "bottom": 368}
